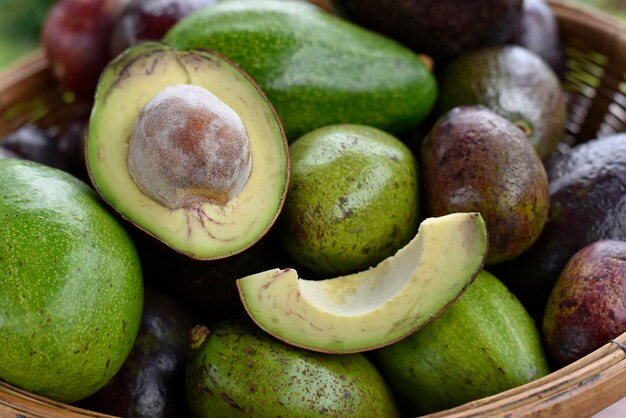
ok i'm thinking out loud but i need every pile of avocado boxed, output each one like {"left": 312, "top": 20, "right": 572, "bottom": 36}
{"left": 1, "top": 0, "right": 625, "bottom": 417}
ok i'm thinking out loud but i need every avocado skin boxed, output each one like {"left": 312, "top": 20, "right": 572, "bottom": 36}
{"left": 186, "top": 319, "right": 401, "bottom": 418}
{"left": 164, "top": 0, "right": 437, "bottom": 141}
{"left": 76, "top": 288, "right": 192, "bottom": 418}
{"left": 331, "top": 0, "right": 522, "bottom": 59}
{"left": 436, "top": 45, "right": 566, "bottom": 160}
{"left": 279, "top": 124, "right": 419, "bottom": 277}
{"left": 508, "top": 0, "right": 566, "bottom": 77}
{"left": 372, "top": 271, "right": 550, "bottom": 415}
{"left": 542, "top": 240, "right": 626, "bottom": 369}
{"left": 493, "top": 134, "right": 626, "bottom": 321}
{"left": 0, "top": 159, "right": 143, "bottom": 403}
{"left": 422, "top": 106, "right": 549, "bottom": 265}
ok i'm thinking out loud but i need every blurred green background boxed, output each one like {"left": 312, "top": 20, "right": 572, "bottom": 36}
{"left": 0, "top": 0, "right": 624, "bottom": 71}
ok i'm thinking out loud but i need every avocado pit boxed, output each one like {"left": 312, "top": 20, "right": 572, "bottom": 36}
{"left": 127, "top": 83, "right": 252, "bottom": 209}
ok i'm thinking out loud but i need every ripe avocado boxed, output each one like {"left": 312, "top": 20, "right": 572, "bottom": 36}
{"left": 437, "top": 45, "right": 566, "bottom": 160}
{"left": 542, "top": 240, "right": 626, "bottom": 369}
{"left": 186, "top": 319, "right": 401, "bottom": 417}
{"left": 86, "top": 41, "right": 289, "bottom": 260}
{"left": 330, "top": 0, "right": 522, "bottom": 59}
{"left": 76, "top": 288, "right": 192, "bottom": 418}
{"left": 164, "top": 0, "right": 437, "bottom": 141}
{"left": 278, "top": 124, "right": 420, "bottom": 278}
{"left": 494, "top": 133, "right": 626, "bottom": 321}
{"left": 0, "top": 159, "right": 143, "bottom": 403}
{"left": 373, "top": 271, "right": 550, "bottom": 415}
{"left": 422, "top": 106, "right": 549, "bottom": 264}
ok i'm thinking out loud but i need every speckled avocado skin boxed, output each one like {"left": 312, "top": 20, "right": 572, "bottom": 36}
{"left": 422, "top": 106, "right": 549, "bottom": 264}
{"left": 164, "top": 0, "right": 437, "bottom": 141}
{"left": 0, "top": 159, "right": 143, "bottom": 404}
{"left": 278, "top": 124, "right": 419, "bottom": 278}
{"left": 186, "top": 319, "right": 400, "bottom": 418}
{"left": 543, "top": 240, "right": 626, "bottom": 369}
{"left": 493, "top": 133, "right": 626, "bottom": 321}
{"left": 373, "top": 271, "right": 550, "bottom": 415}
{"left": 436, "top": 45, "right": 566, "bottom": 160}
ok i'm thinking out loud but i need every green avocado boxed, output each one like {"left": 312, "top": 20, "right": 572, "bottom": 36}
{"left": 86, "top": 41, "right": 289, "bottom": 261}
{"left": 373, "top": 270, "right": 550, "bottom": 415}
{"left": 436, "top": 45, "right": 566, "bottom": 160}
{"left": 0, "top": 159, "right": 143, "bottom": 403}
{"left": 164, "top": 0, "right": 437, "bottom": 141}
{"left": 186, "top": 319, "right": 401, "bottom": 418}
{"left": 278, "top": 124, "right": 420, "bottom": 277}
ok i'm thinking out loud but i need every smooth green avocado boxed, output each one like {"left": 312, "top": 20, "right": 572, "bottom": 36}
{"left": 86, "top": 41, "right": 289, "bottom": 260}
{"left": 186, "top": 319, "right": 401, "bottom": 418}
{"left": 0, "top": 159, "right": 143, "bottom": 403}
{"left": 164, "top": 0, "right": 437, "bottom": 141}
{"left": 373, "top": 270, "right": 550, "bottom": 415}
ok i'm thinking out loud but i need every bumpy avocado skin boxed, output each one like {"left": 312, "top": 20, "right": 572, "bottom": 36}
{"left": 542, "top": 240, "right": 626, "bottom": 369}
{"left": 0, "top": 159, "right": 143, "bottom": 403}
{"left": 186, "top": 319, "right": 401, "bottom": 418}
{"left": 422, "top": 106, "right": 549, "bottom": 265}
{"left": 76, "top": 289, "right": 192, "bottom": 418}
{"left": 278, "top": 124, "right": 419, "bottom": 277}
{"left": 373, "top": 271, "right": 549, "bottom": 415}
{"left": 436, "top": 45, "right": 565, "bottom": 160}
{"left": 494, "top": 133, "right": 626, "bottom": 321}
{"left": 164, "top": 0, "right": 437, "bottom": 141}
{"left": 331, "top": 0, "right": 522, "bottom": 59}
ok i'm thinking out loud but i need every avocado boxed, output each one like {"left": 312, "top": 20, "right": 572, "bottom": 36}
{"left": 493, "top": 133, "right": 626, "bottom": 321}
{"left": 76, "top": 288, "right": 192, "bottom": 418}
{"left": 543, "top": 240, "right": 626, "bottom": 369}
{"left": 85, "top": 41, "right": 289, "bottom": 260}
{"left": 186, "top": 319, "right": 401, "bottom": 417}
{"left": 422, "top": 106, "right": 549, "bottom": 264}
{"left": 164, "top": 0, "right": 437, "bottom": 141}
{"left": 278, "top": 124, "right": 420, "bottom": 278}
{"left": 0, "top": 159, "right": 143, "bottom": 403}
{"left": 373, "top": 270, "right": 550, "bottom": 415}
{"left": 330, "top": 0, "right": 522, "bottom": 60}
{"left": 508, "top": 0, "right": 566, "bottom": 77}
{"left": 436, "top": 45, "right": 566, "bottom": 160}
{"left": 237, "top": 213, "right": 488, "bottom": 353}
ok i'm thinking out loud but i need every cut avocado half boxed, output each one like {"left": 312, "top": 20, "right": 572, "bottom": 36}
{"left": 236, "top": 212, "right": 488, "bottom": 353}
{"left": 86, "top": 41, "right": 289, "bottom": 260}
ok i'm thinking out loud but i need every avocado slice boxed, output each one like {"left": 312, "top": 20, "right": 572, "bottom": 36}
{"left": 236, "top": 212, "right": 488, "bottom": 353}
{"left": 86, "top": 41, "right": 289, "bottom": 260}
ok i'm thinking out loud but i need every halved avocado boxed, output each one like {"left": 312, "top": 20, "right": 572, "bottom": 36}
{"left": 236, "top": 212, "right": 488, "bottom": 353}
{"left": 86, "top": 41, "right": 289, "bottom": 260}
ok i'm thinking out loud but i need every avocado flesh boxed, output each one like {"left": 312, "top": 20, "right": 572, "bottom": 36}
{"left": 164, "top": 0, "right": 437, "bottom": 141}
{"left": 86, "top": 41, "right": 289, "bottom": 260}
{"left": 237, "top": 212, "right": 488, "bottom": 353}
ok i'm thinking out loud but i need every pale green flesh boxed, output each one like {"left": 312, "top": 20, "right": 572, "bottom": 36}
{"left": 237, "top": 212, "right": 488, "bottom": 353}
{"left": 87, "top": 42, "right": 288, "bottom": 260}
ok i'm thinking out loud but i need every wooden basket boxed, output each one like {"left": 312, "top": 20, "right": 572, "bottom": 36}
{"left": 1, "top": 1, "right": 625, "bottom": 417}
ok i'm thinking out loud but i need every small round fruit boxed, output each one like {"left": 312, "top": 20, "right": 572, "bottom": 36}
{"left": 279, "top": 124, "right": 419, "bottom": 277}
{"left": 110, "top": 0, "right": 216, "bottom": 56}
{"left": 543, "top": 240, "right": 626, "bottom": 368}
{"left": 41, "top": 0, "right": 130, "bottom": 97}
{"left": 0, "top": 159, "right": 143, "bottom": 403}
